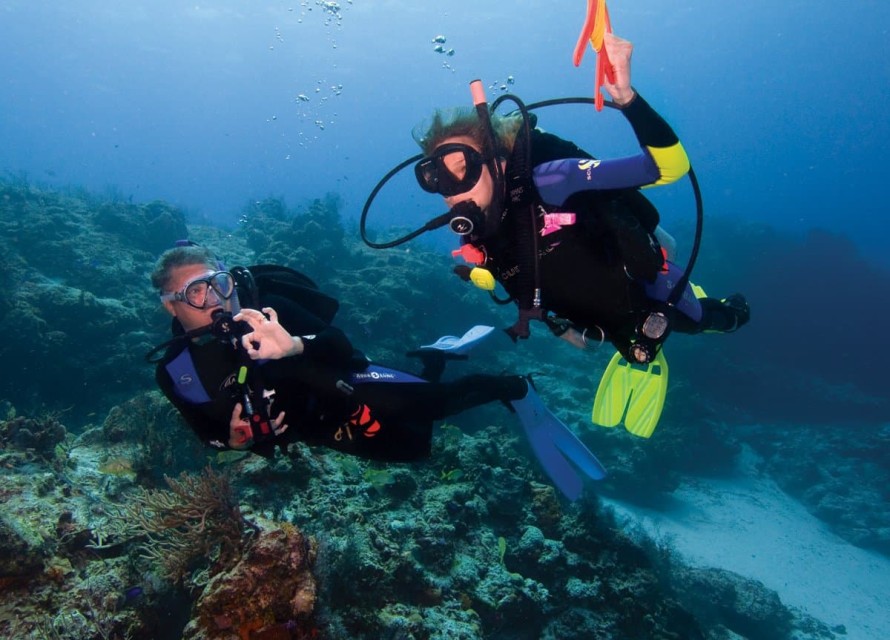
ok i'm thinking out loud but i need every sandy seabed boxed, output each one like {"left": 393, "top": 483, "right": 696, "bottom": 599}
{"left": 604, "top": 447, "right": 890, "bottom": 640}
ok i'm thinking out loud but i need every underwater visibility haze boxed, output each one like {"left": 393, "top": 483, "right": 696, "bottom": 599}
{"left": 1, "top": 1, "right": 889, "bottom": 639}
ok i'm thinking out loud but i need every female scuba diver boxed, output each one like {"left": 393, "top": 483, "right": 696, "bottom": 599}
{"left": 363, "top": 33, "right": 749, "bottom": 438}
{"left": 148, "top": 244, "right": 607, "bottom": 501}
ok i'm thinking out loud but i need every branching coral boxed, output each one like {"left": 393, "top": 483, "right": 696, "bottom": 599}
{"left": 114, "top": 466, "right": 250, "bottom": 584}
{"left": 0, "top": 413, "right": 67, "bottom": 460}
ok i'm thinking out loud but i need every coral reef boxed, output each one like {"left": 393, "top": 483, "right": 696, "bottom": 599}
{"left": 671, "top": 567, "right": 793, "bottom": 640}
{"left": 0, "top": 181, "right": 185, "bottom": 420}
{"left": 111, "top": 467, "right": 248, "bottom": 584}
{"left": 2, "top": 179, "right": 879, "bottom": 639}
{"left": 1, "top": 406, "right": 162, "bottom": 639}
{"left": 0, "top": 411, "right": 67, "bottom": 461}
{"left": 95, "top": 391, "right": 206, "bottom": 487}
{"left": 0, "top": 409, "right": 318, "bottom": 639}
{"left": 182, "top": 518, "right": 317, "bottom": 640}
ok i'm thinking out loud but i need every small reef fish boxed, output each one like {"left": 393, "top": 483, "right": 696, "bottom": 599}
{"left": 97, "top": 457, "right": 135, "bottom": 477}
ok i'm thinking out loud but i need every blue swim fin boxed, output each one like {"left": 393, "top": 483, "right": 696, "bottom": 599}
{"left": 510, "top": 382, "right": 607, "bottom": 501}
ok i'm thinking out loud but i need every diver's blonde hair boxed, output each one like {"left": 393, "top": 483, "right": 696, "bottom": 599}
{"left": 413, "top": 107, "right": 524, "bottom": 158}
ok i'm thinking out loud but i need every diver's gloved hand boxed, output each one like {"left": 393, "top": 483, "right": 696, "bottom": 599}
{"left": 234, "top": 307, "right": 304, "bottom": 360}
{"left": 544, "top": 315, "right": 584, "bottom": 350}
{"left": 700, "top": 294, "right": 750, "bottom": 333}
{"left": 721, "top": 294, "right": 750, "bottom": 332}
{"left": 453, "top": 265, "right": 472, "bottom": 282}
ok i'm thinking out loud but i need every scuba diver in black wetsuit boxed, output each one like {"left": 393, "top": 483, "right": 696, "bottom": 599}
{"left": 149, "top": 244, "right": 606, "bottom": 500}
{"left": 361, "top": 33, "right": 750, "bottom": 438}
{"left": 414, "top": 33, "right": 749, "bottom": 353}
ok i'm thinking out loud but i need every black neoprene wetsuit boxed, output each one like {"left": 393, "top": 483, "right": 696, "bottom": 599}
{"left": 156, "top": 293, "right": 527, "bottom": 462}
{"left": 469, "top": 93, "right": 727, "bottom": 354}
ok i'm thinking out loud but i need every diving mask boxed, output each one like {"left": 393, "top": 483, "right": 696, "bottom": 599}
{"left": 415, "top": 143, "right": 486, "bottom": 197}
{"left": 160, "top": 271, "right": 236, "bottom": 310}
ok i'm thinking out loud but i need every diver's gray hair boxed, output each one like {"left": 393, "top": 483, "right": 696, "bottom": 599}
{"left": 150, "top": 245, "right": 218, "bottom": 292}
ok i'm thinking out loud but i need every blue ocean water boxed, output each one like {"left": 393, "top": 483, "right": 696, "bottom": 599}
{"left": 2, "top": 2, "right": 890, "bottom": 638}
{"left": 2, "top": 1, "right": 889, "bottom": 267}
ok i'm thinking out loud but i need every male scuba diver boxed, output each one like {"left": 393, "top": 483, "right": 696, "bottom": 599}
{"left": 361, "top": 33, "right": 750, "bottom": 438}
{"left": 148, "top": 244, "right": 607, "bottom": 500}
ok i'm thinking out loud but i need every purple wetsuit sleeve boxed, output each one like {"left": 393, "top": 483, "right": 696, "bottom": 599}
{"left": 531, "top": 93, "right": 687, "bottom": 207}
{"left": 533, "top": 154, "right": 661, "bottom": 207}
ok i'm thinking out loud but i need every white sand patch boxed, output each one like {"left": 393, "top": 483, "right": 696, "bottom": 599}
{"left": 603, "top": 447, "right": 890, "bottom": 640}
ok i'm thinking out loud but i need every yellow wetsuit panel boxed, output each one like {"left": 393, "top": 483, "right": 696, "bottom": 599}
{"left": 644, "top": 143, "right": 690, "bottom": 186}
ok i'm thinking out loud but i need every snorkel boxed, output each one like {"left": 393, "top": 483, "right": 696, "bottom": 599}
{"left": 467, "top": 79, "right": 506, "bottom": 237}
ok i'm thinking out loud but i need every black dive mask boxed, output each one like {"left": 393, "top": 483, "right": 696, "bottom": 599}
{"left": 415, "top": 143, "right": 486, "bottom": 197}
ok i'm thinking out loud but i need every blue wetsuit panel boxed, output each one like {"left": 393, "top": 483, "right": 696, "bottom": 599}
{"left": 645, "top": 262, "right": 703, "bottom": 322}
{"left": 166, "top": 349, "right": 212, "bottom": 404}
{"left": 533, "top": 154, "right": 661, "bottom": 207}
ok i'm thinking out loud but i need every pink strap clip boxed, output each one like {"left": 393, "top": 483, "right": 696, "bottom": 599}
{"left": 541, "top": 212, "right": 577, "bottom": 236}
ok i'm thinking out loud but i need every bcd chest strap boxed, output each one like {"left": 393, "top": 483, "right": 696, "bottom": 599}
{"left": 500, "top": 119, "right": 546, "bottom": 341}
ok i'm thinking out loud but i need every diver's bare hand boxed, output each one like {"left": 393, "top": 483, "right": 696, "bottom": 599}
{"left": 602, "top": 32, "right": 635, "bottom": 106}
{"left": 228, "top": 403, "right": 288, "bottom": 449}
{"left": 234, "top": 307, "right": 304, "bottom": 360}
{"left": 229, "top": 403, "right": 254, "bottom": 449}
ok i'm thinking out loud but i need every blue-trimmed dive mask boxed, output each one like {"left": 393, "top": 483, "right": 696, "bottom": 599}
{"left": 415, "top": 143, "right": 486, "bottom": 197}
{"left": 160, "top": 271, "right": 235, "bottom": 310}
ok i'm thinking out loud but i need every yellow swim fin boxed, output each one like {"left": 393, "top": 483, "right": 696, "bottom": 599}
{"left": 592, "top": 350, "right": 669, "bottom": 438}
